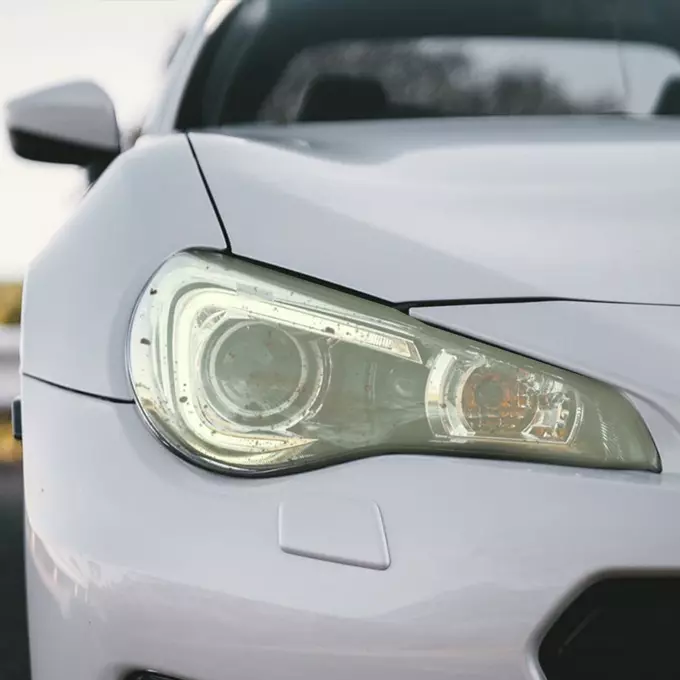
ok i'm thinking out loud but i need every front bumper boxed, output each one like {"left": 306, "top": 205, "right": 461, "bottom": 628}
{"left": 22, "top": 375, "right": 680, "bottom": 680}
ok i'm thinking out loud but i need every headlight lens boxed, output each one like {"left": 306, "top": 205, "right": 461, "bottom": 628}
{"left": 129, "top": 251, "right": 659, "bottom": 476}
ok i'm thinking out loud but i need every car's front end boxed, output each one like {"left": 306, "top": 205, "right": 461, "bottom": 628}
{"left": 18, "top": 118, "right": 680, "bottom": 680}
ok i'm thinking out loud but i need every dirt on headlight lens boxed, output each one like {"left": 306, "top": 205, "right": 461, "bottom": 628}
{"left": 128, "top": 251, "right": 659, "bottom": 476}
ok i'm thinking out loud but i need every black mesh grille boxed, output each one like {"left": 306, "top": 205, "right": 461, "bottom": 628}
{"left": 539, "top": 577, "right": 680, "bottom": 680}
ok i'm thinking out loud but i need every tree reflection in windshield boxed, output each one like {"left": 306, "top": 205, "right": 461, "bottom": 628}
{"left": 260, "top": 37, "right": 680, "bottom": 123}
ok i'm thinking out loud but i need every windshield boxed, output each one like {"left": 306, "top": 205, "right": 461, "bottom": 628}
{"left": 179, "top": 0, "right": 680, "bottom": 128}
{"left": 260, "top": 38, "right": 680, "bottom": 123}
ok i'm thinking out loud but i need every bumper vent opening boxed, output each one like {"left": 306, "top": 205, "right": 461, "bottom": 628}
{"left": 539, "top": 577, "right": 680, "bottom": 680}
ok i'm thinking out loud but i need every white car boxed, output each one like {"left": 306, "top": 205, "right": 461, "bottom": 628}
{"left": 6, "top": 1, "right": 680, "bottom": 680}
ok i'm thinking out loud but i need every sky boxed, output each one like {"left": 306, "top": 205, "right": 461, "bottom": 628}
{"left": 0, "top": 0, "right": 202, "bottom": 280}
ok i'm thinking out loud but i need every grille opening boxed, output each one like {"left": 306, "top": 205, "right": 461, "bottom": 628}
{"left": 539, "top": 577, "right": 680, "bottom": 680}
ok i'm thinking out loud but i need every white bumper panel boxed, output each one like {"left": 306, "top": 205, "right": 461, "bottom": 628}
{"left": 23, "top": 376, "right": 680, "bottom": 680}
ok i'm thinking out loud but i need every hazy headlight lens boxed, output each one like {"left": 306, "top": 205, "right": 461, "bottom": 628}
{"left": 129, "top": 251, "right": 659, "bottom": 476}
{"left": 203, "top": 321, "right": 321, "bottom": 426}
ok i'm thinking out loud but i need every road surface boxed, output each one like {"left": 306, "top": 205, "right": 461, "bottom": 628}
{"left": 0, "top": 463, "right": 30, "bottom": 680}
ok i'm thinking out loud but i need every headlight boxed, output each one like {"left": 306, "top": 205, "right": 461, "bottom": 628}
{"left": 129, "top": 251, "right": 659, "bottom": 476}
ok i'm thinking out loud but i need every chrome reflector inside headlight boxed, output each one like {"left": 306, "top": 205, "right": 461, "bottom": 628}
{"left": 129, "top": 251, "right": 659, "bottom": 476}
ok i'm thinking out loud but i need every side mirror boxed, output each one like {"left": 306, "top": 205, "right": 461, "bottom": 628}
{"left": 5, "top": 80, "right": 121, "bottom": 170}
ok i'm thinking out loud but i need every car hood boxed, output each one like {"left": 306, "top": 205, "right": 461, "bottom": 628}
{"left": 190, "top": 118, "right": 680, "bottom": 305}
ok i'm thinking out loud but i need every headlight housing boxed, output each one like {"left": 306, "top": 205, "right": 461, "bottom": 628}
{"left": 129, "top": 251, "right": 659, "bottom": 476}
